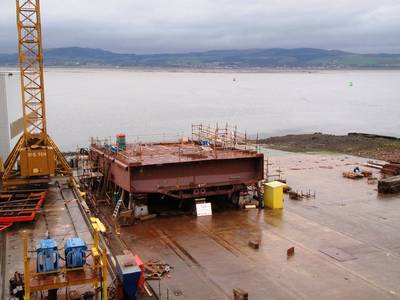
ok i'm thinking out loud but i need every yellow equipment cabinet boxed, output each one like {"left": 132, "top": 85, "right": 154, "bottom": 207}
{"left": 264, "top": 181, "right": 286, "bottom": 209}
{"left": 20, "top": 147, "right": 56, "bottom": 177}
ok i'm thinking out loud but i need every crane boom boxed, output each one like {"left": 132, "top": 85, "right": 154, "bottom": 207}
{"left": 17, "top": 0, "right": 47, "bottom": 142}
{"left": 2, "top": 0, "right": 72, "bottom": 189}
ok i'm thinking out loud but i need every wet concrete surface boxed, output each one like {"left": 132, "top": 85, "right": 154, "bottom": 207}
{"left": 2, "top": 152, "right": 399, "bottom": 300}
{"left": 118, "top": 152, "right": 400, "bottom": 300}
{"left": 2, "top": 184, "right": 93, "bottom": 299}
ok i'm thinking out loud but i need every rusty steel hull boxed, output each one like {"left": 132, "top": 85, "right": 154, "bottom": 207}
{"left": 130, "top": 157, "right": 263, "bottom": 198}
{"left": 90, "top": 142, "right": 264, "bottom": 199}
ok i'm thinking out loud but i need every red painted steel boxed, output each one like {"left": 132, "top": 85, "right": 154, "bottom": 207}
{"left": 0, "top": 191, "right": 47, "bottom": 223}
{"left": 90, "top": 141, "right": 264, "bottom": 199}
{"left": 134, "top": 255, "right": 146, "bottom": 292}
{"left": 0, "top": 223, "right": 13, "bottom": 232}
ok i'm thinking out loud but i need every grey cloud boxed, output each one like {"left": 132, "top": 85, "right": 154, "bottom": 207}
{"left": 0, "top": 0, "right": 400, "bottom": 53}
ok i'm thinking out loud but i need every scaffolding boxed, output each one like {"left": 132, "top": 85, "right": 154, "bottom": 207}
{"left": 191, "top": 123, "right": 259, "bottom": 150}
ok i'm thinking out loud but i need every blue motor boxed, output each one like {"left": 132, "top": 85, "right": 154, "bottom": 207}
{"left": 37, "top": 239, "right": 59, "bottom": 273}
{"left": 64, "top": 237, "right": 87, "bottom": 268}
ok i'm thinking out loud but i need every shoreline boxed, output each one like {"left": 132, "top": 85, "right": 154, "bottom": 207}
{"left": 2, "top": 66, "right": 400, "bottom": 74}
{"left": 259, "top": 132, "right": 400, "bottom": 163}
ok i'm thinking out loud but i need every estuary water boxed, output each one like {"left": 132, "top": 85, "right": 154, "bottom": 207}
{"left": 3, "top": 68, "right": 400, "bottom": 150}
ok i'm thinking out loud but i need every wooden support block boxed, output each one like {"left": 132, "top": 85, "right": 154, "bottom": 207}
{"left": 287, "top": 246, "right": 295, "bottom": 257}
{"left": 245, "top": 204, "right": 257, "bottom": 209}
{"left": 119, "top": 209, "right": 134, "bottom": 226}
{"left": 378, "top": 175, "right": 400, "bottom": 194}
{"left": 139, "top": 214, "right": 157, "bottom": 221}
{"left": 248, "top": 240, "right": 260, "bottom": 249}
{"left": 233, "top": 288, "right": 248, "bottom": 300}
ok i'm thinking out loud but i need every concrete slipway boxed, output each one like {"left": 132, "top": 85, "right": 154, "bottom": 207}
{"left": 112, "top": 151, "right": 400, "bottom": 300}
{"left": 2, "top": 151, "right": 400, "bottom": 300}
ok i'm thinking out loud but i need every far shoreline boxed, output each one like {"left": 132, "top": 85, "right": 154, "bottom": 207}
{"left": 258, "top": 132, "right": 400, "bottom": 163}
{"left": 2, "top": 66, "right": 400, "bottom": 74}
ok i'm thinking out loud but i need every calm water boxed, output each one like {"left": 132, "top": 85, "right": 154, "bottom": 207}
{"left": 3, "top": 68, "right": 400, "bottom": 150}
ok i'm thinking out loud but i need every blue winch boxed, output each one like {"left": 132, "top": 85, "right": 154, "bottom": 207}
{"left": 64, "top": 237, "right": 87, "bottom": 268}
{"left": 37, "top": 239, "right": 59, "bottom": 273}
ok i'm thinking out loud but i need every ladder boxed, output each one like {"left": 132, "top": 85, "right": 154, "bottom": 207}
{"left": 112, "top": 199, "right": 123, "bottom": 218}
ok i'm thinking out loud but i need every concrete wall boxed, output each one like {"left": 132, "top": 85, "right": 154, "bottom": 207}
{"left": 0, "top": 73, "right": 11, "bottom": 163}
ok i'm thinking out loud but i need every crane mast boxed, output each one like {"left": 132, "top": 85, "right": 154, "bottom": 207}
{"left": 17, "top": 0, "right": 47, "bottom": 142}
{"left": 2, "top": 0, "right": 72, "bottom": 189}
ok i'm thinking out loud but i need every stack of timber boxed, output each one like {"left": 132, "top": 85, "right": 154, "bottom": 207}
{"left": 381, "top": 163, "right": 400, "bottom": 176}
{"left": 378, "top": 175, "right": 400, "bottom": 194}
{"left": 365, "top": 161, "right": 384, "bottom": 170}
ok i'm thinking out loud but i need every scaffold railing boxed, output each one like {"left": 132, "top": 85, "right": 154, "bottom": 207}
{"left": 90, "top": 124, "right": 261, "bottom": 155}
{"left": 90, "top": 132, "right": 186, "bottom": 148}
{"left": 191, "top": 123, "right": 259, "bottom": 150}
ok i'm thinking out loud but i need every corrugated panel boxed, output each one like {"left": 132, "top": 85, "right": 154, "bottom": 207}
{"left": 9, "top": 112, "right": 35, "bottom": 139}
{"left": 0, "top": 74, "right": 10, "bottom": 162}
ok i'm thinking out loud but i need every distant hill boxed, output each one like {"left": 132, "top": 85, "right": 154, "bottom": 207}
{"left": 1, "top": 47, "right": 400, "bottom": 69}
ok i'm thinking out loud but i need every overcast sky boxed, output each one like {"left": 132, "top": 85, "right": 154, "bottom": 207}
{"left": 1, "top": 0, "right": 399, "bottom": 54}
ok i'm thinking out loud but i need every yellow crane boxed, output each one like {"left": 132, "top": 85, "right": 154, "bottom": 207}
{"left": 2, "top": 0, "right": 72, "bottom": 189}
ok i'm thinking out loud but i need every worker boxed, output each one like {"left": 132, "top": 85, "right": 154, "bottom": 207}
{"left": 354, "top": 167, "right": 360, "bottom": 173}
{"left": 113, "top": 191, "right": 119, "bottom": 205}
